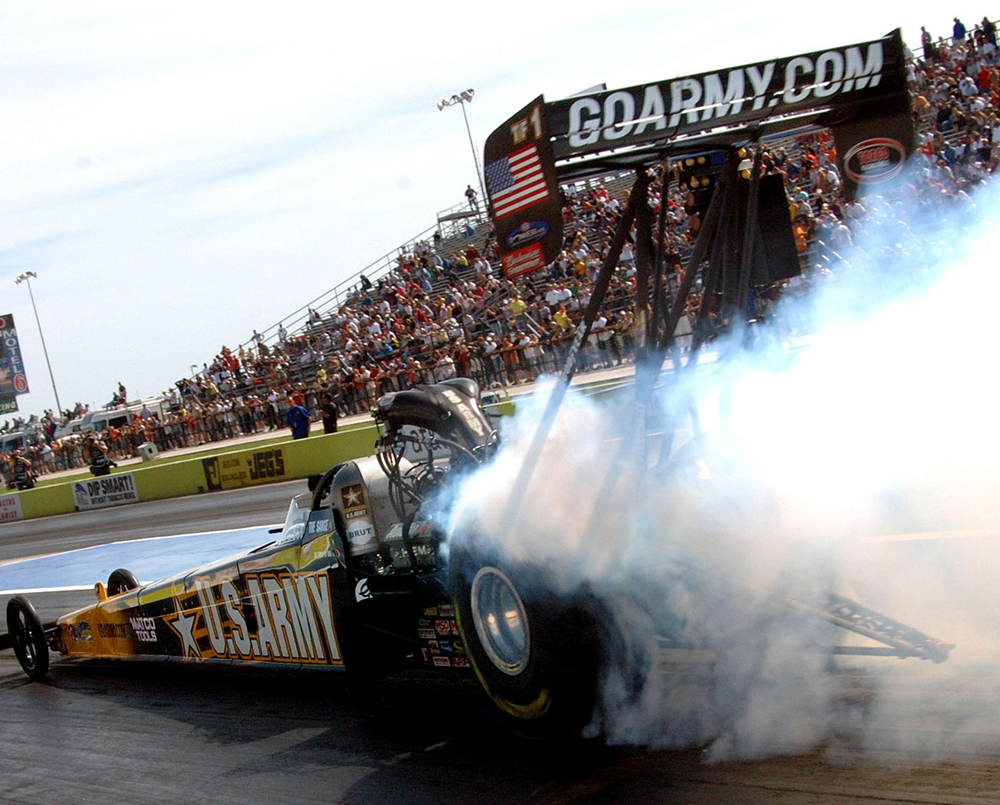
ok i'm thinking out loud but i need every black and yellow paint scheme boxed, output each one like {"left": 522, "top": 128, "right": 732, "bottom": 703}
{"left": 0, "top": 379, "right": 954, "bottom": 736}
{"left": 3, "top": 379, "right": 498, "bottom": 688}
{"left": 5, "top": 472, "right": 469, "bottom": 683}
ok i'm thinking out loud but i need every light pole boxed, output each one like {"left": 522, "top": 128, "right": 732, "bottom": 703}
{"left": 15, "top": 271, "right": 63, "bottom": 417}
{"left": 437, "top": 89, "right": 487, "bottom": 217}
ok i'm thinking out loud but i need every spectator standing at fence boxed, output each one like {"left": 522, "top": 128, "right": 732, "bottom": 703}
{"left": 83, "top": 434, "right": 116, "bottom": 477}
{"left": 982, "top": 17, "right": 997, "bottom": 47}
{"left": 465, "top": 184, "right": 478, "bottom": 211}
{"left": 482, "top": 334, "right": 505, "bottom": 386}
{"left": 266, "top": 388, "right": 281, "bottom": 430}
{"left": 553, "top": 305, "right": 571, "bottom": 332}
{"left": 10, "top": 449, "right": 34, "bottom": 489}
{"left": 319, "top": 391, "right": 339, "bottom": 434}
{"left": 39, "top": 442, "right": 55, "bottom": 474}
{"left": 509, "top": 293, "right": 527, "bottom": 329}
{"left": 954, "top": 17, "right": 967, "bottom": 44}
{"left": 286, "top": 395, "right": 311, "bottom": 439}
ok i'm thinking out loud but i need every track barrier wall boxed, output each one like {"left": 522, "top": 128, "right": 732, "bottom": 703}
{"left": 4, "top": 425, "right": 381, "bottom": 522}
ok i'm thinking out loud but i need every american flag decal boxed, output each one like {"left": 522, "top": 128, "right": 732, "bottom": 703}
{"left": 485, "top": 144, "right": 549, "bottom": 219}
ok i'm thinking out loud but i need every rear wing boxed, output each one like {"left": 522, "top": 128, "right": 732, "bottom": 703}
{"left": 485, "top": 29, "right": 912, "bottom": 276}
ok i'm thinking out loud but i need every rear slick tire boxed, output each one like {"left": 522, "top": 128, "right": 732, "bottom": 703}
{"left": 450, "top": 546, "right": 598, "bottom": 735}
{"left": 7, "top": 595, "right": 49, "bottom": 681}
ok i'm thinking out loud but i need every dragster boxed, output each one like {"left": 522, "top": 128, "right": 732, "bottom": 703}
{"left": 1, "top": 29, "right": 956, "bottom": 731}
{"left": 2, "top": 377, "right": 952, "bottom": 731}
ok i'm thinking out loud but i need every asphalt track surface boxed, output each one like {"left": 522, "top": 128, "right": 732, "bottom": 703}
{"left": 0, "top": 479, "right": 303, "bottom": 563}
{"left": 0, "top": 488, "right": 997, "bottom": 802}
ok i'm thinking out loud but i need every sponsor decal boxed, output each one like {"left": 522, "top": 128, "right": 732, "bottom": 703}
{"left": 439, "top": 389, "right": 486, "bottom": 437}
{"left": 340, "top": 483, "right": 366, "bottom": 514}
{"left": 435, "top": 620, "right": 451, "bottom": 635}
{"left": 130, "top": 616, "right": 157, "bottom": 643}
{"left": 67, "top": 621, "right": 92, "bottom": 643}
{"left": 307, "top": 510, "right": 333, "bottom": 536}
{"left": 502, "top": 244, "right": 546, "bottom": 278}
{"left": 0, "top": 397, "right": 17, "bottom": 415}
{"left": 552, "top": 36, "right": 898, "bottom": 159}
{"left": 97, "top": 622, "right": 130, "bottom": 639}
{"left": 73, "top": 474, "right": 139, "bottom": 510}
{"left": 432, "top": 656, "right": 452, "bottom": 668}
{"left": 451, "top": 657, "right": 470, "bottom": 668}
{"left": 438, "top": 604, "right": 454, "bottom": 617}
{"left": 202, "top": 448, "right": 286, "bottom": 491}
{"left": 505, "top": 221, "right": 550, "bottom": 250}
{"left": 346, "top": 518, "right": 375, "bottom": 548}
{"left": 423, "top": 607, "right": 439, "bottom": 617}
{"left": 417, "top": 628, "right": 437, "bottom": 640}
{"left": 0, "top": 494, "right": 23, "bottom": 522}
{"left": 165, "top": 570, "right": 342, "bottom": 665}
{"left": 354, "top": 578, "right": 372, "bottom": 602}
{"left": 843, "top": 137, "right": 906, "bottom": 183}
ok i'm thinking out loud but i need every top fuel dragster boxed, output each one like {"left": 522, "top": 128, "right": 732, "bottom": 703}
{"left": 2, "top": 377, "right": 952, "bottom": 732}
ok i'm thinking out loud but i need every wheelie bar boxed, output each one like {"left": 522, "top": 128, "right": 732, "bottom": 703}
{"left": 787, "top": 591, "right": 954, "bottom": 663}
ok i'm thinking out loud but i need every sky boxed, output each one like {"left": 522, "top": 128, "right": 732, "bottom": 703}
{"left": 0, "top": 1, "right": 991, "bottom": 419}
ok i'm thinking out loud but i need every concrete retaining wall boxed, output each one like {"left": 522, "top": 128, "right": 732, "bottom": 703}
{"left": 3, "top": 425, "right": 380, "bottom": 522}
{"left": 1, "top": 398, "right": 524, "bottom": 523}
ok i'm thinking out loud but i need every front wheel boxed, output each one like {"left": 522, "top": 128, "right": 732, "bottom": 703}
{"left": 107, "top": 568, "right": 140, "bottom": 596}
{"left": 450, "top": 546, "right": 598, "bottom": 733}
{"left": 7, "top": 596, "right": 49, "bottom": 680}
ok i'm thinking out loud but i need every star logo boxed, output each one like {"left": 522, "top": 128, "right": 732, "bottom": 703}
{"left": 342, "top": 484, "right": 364, "bottom": 509}
{"left": 167, "top": 596, "right": 201, "bottom": 659}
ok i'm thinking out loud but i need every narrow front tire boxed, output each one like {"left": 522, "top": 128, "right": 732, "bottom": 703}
{"left": 107, "top": 568, "right": 140, "bottom": 596}
{"left": 7, "top": 596, "right": 49, "bottom": 681}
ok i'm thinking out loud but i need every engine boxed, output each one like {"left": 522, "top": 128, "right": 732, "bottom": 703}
{"left": 373, "top": 379, "right": 498, "bottom": 522}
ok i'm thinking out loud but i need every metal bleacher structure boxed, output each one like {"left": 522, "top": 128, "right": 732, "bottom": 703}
{"left": 218, "top": 116, "right": 845, "bottom": 395}
{"left": 220, "top": 133, "right": 841, "bottom": 394}
{"left": 229, "top": 170, "right": 638, "bottom": 383}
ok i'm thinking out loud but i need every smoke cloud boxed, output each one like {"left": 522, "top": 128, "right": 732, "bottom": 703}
{"left": 447, "top": 166, "right": 1000, "bottom": 763}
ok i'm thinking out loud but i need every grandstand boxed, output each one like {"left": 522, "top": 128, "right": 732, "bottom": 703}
{"left": 8, "top": 20, "right": 999, "bottom": 478}
{"left": 238, "top": 171, "right": 637, "bottom": 359}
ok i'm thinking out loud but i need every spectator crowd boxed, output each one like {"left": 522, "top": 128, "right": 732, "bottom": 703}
{"left": 4, "top": 16, "right": 999, "bottom": 486}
